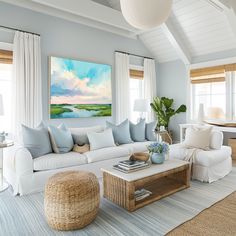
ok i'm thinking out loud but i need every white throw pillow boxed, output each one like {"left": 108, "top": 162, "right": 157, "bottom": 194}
{"left": 87, "top": 129, "right": 116, "bottom": 151}
{"left": 183, "top": 126, "right": 212, "bottom": 150}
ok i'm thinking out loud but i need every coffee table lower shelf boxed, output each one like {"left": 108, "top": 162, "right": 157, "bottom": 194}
{"left": 103, "top": 165, "right": 190, "bottom": 212}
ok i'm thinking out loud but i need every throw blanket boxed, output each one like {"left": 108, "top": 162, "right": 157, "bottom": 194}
{"left": 181, "top": 147, "right": 201, "bottom": 175}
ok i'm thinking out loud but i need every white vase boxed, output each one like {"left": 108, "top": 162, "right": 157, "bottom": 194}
{"left": 197, "top": 103, "right": 205, "bottom": 124}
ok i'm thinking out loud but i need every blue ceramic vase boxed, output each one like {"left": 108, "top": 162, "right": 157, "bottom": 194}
{"left": 151, "top": 153, "right": 165, "bottom": 164}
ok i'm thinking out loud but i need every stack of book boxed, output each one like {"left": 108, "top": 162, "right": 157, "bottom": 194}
{"left": 135, "top": 188, "right": 152, "bottom": 201}
{"left": 113, "top": 160, "right": 150, "bottom": 173}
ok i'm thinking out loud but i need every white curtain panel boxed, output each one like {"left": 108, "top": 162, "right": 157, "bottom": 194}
{"left": 225, "top": 71, "right": 236, "bottom": 120}
{"left": 115, "top": 52, "right": 130, "bottom": 123}
{"left": 144, "top": 58, "right": 157, "bottom": 122}
{"left": 12, "top": 31, "right": 42, "bottom": 140}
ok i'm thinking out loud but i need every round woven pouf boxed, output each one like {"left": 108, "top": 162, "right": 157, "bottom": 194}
{"left": 44, "top": 171, "right": 100, "bottom": 231}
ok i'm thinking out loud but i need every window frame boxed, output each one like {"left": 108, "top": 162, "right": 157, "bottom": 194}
{"left": 0, "top": 42, "right": 13, "bottom": 133}
{"left": 129, "top": 64, "right": 144, "bottom": 123}
{"left": 187, "top": 58, "right": 236, "bottom": 123}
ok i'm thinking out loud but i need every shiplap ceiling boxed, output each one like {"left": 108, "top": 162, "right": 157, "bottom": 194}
{"left": 93, "top": 0, "right": 236, "bottom": 63}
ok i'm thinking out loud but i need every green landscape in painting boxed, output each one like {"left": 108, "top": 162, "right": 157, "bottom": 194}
{"left": 50, "top": 104, "right": 112, "bottom": 119}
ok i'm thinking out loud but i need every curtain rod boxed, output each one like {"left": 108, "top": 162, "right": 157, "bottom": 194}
{"left": 0, "top": 25, "right": 40, "bottom": 36}
{"left": 115, "top": 50, "right": 154, "bottom": 60}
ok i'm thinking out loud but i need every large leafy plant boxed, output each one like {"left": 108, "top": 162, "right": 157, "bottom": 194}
{"left": 150, "top": 97, "right": 187, "bottom": 130}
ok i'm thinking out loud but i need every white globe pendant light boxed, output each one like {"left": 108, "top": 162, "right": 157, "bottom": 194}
{"left": 120, "top": 0, "right": 173, "bottom": 30}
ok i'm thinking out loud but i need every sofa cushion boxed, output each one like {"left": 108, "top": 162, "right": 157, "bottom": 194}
{"left": 22, "top": 122, "right": 52, "bottom": 158}
{"left": 48, "top": 124, "right": 74, "bottom": 153}
{"left": 33, "top": 152, "right": 87, "bottom": 171}
{"left": 169, "top": 144, "right": 231, "bottom": 167}
{"left": 87, "top": 129, "right": 116, "bottom": 150}
{"left": 130, "top": 119, "right": 146, "bottom": 142}
{"left": 84, "top": 146, "right": 130, "bottom": 163}
{"left": 70, "top": 126, "right": 104, "bottom": 145}
{"left": 106, "top": 119, "right": 133, "bottom": 144}
{"left": 120, "top": 141, "right": 154, "bottom": 153}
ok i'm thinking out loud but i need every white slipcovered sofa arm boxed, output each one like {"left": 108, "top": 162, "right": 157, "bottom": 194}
{"left": 5, "top": 143, "right": 34, "bottom": 177}
{"left": 14, "top": 147, "right": 33, "bottom": 177}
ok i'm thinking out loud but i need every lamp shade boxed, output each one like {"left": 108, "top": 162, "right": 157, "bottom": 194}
{"left": 133, "top": 99, "right": 150, "bottom": 112}
{"left": 0, "top": 94, "right": 4, "bottom": 116}
{"left": 120, "top": 0, "right": 173, "bottom": 30}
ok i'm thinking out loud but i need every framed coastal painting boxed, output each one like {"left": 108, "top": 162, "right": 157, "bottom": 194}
{"left": 49, "top": 56, "right": 112, "bottom": 119}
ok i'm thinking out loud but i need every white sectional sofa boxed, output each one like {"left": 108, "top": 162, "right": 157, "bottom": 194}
{"left": 4, "top": 125, "right": 232, "bottom": 196}
{"left": 4, "top": 125, "right": 154, "bottom": 195}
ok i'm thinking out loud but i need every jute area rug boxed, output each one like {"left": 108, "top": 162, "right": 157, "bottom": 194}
{"left": 167, "top": 191, "right": 236, "bottom": 236}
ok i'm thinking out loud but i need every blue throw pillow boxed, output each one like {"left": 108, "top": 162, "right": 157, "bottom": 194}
{"left": 146, "top": 121, "right": 157, "bottom": 141}
{"left": 130, "top": 119, "right": 146, "bottom": 142}
{"left": 22, "top": 121, "right": 52, "bottom": 158}
{"left": 48, "top": 123, "right": 74, "bottom": 153}
{"left": 106, "top": 119, "right": 133, "bottom": 145}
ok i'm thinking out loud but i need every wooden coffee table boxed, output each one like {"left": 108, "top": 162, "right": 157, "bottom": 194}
{"left": 102, "top": 159, "right": 190, "bottom": 212}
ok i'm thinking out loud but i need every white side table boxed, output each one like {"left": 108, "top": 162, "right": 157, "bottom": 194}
{"left": 0, "top": 140, "right": 14, "bottom": 192}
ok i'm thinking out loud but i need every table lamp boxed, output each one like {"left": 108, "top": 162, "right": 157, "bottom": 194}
{"left": 133, "top": 99, "right": 150, "bottom": 121}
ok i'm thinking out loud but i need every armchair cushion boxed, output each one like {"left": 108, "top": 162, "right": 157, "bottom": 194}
{"left": 169, "top": 144, "right": 231, "bottom": 167}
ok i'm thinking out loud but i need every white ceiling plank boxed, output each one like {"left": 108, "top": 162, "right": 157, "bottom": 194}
{"left": 206, "top": 0, "right": 236, "bottom": 37}
{"left": 161, "top": 19, "right": 191, "bottom": 65}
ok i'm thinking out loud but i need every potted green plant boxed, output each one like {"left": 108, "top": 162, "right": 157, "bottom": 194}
{"left": 147, "top": 142, "right": 169, "bottom": 164}
{"left": 150, "top": 96, "right": 187, "bottom": 131}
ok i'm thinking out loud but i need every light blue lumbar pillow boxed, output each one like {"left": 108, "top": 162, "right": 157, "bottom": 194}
{"left": 106, "top": 119, "right": 133, "bottom": 145}
{"left": 48, "top": 123, "right": 74, "bottom": 153}
{"left": 22, "top": 121, "right": 52, "bottom": 158}
{"left": 130, "top": 118, "right": 146, "bottom": 142}
{"left": 87, "top": 129, "right": 116, "bottom": 151}
{"left": 146, "top": 121, "right": 157, "bottom": 141}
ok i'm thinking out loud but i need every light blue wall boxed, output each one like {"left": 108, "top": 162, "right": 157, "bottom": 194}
{"left": 157, "top": 60, "right": 188, "bottom": 141}
{"left": 0, "top": 2, "right": 152, "bottom": 128}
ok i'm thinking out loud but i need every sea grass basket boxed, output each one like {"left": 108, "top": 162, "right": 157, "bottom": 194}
{"left": 44, "top": 170, "right": 100, "bottom": 231}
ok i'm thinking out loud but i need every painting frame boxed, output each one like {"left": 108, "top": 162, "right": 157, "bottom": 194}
{"left": 48, "top": 55, "right": 112, "bottom": 119}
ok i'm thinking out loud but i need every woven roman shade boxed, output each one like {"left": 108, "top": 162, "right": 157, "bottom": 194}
{"left": 190, "top": 63, "right": 236, "bottom": 84}
{"left": 129, "top": 69, "right": 144, "bottom": 79}
{"left": 0, "top": 49, "right": 13, "bottom": 64}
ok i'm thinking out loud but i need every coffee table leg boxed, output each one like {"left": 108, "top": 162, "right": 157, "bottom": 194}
{"left": 126, "top": 182, "right": 135, "bottom": 212}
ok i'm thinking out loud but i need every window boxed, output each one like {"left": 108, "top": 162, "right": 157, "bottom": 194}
{"left": 129, "top": 68, "right": 144, "bottom": 123}
{"left": 0, "top": 49, "right": 13, "bottom": 132}
{"left": 190, "top": 64, "right": 236, "bottom": 121}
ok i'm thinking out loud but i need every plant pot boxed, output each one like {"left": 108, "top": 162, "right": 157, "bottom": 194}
{"left": 151, "top": 153, "right": 165, "bottom": 164}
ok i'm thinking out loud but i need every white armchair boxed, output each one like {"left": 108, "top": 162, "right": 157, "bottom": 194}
{"left": 169, "top": 129, "right": 232, "bottom": 183}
